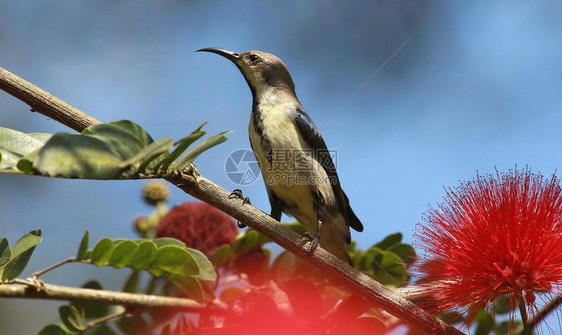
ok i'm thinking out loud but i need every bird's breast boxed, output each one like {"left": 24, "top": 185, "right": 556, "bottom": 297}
{"left": 249, "top": 102, "right": 336, "bottom": 228}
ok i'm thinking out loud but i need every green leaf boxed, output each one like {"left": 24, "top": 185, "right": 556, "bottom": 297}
{"left": 172, "top": 131, "right": 231, "bottom": 172}
{"left": 145, "top": 276, "right": 158, "bottom": 295}
{"left": 494, "top": 295, "right": 514, "bottom": 315}
{"left": 231, "top": 230, "right": 270, "bottom": 255}
{"left": 83, "top": 123, "right": 147, "bottom": 159}
{"left": 0, "top": 127, "right": 51, "bottom": 170}
{"left": 186, "top": 249, "right": 217, "bottom": 282}
{"left": 76, "top": 230, "right": 89, "bottom": 261}
{"left": 170, "top": 277, "right": 215, "bottom": 302}
{"left": 90, "top": 238, "right": 113, "bottom": 266}
{"left": 15, "top": 148, "right": 39, "bottom": 173}
{"left": 0, "top": 238, "right": 11, "bottom": 267}
{"left": 211, "top": 244, "right": 231, "bottom": 268}
{"left": 123, "top": 270, "right": 140, "bottom": 293}
{"left": 59, "top": 305, "right": 84, "bottom": 332}
{"left": 388, "top": 243, "right": 416, "bottom": 266}
{"left": 474, "top": 310, "right": 494, "bottom": 335}
{"left": 368, "top": 247, "right": 407, "bottom": 287}
{"left": 38, "top": 324, "right": 71, "bottom": 335}
{"left": 108, "top": 240, "right": 138, "bottom": 268}
{"left": 152, "top": 237, "right": 186, "bottom": 248}
{"left": 373, "top": 232, "right": 402, "bottom": 250}
{"left": 153, "top": 123, "right": 207, "bottom": 172}
{"left": 1, "top": 230, "right": 42, "bottom": 280}
{"left": 108, "top": 120, "right": 155, "bottom": 147}
{"left": 130, "top": 240, "right": 157, "bottom": 270}
{"left": 150, "top": 245, "right": 199, "bottom": 277}
{"left": 30, "top": 133, "right": 126, "bottom": 179}
{"left": 5, "top": 121, "right": 229, "bottom": 179}
{"left": 122, "top": 137, "right": 174, "bottom": 172}
{"left": 9, "top": 230, "right": 42, "bottom": 258}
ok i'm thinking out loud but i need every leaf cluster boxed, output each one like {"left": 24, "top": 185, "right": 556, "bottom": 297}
{"left": 0, "top": 230, "right": 42, "bottom": 281}
{"left": 77, "top": 231, "right": 217, "bottom": 301}
{"left": 0, "top": 121, "right": 229, "bottom": 179}
{"left": 39, "top": 281, "right": 112, "bottom": 335}
{"left": 349, "top": 232, "right": 416, "bottom": 287}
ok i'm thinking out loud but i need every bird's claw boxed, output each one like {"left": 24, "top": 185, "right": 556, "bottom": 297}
{"left": 229, "top": 189, "right": 251, "bottom": 228}
{"left": 229, "top": 189, "right": 251, "bottom": 205}
{"left": 301, "top": 232, "right": 319, "bottom": 253}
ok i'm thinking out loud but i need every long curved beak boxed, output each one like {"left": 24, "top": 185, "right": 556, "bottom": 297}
{"left": 196, "top": 48, "right": 240, "bottom": 63}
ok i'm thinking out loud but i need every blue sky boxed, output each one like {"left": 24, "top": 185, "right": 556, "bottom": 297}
{"left": 1, "top": 1, "right": 562, "bottom": 333}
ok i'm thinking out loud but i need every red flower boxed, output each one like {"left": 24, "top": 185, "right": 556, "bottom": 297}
{"left": 412, "top": 169, "right": 562, "bottom": 323}
{"left": 155, "top": 202, "right": 238, "bottom": 256}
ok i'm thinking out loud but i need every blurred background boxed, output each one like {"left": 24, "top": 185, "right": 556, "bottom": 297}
{"left": 1, "top": 1, "right": 562, "bottom": 333}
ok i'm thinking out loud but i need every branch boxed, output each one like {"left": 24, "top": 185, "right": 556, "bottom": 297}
{"left": 166, "top": 173, "right": 462, "bottom": 335}
{"left": 0, "top": 65, "right": 462, "bottom": 335}
{"left": 0, "top": 281, "right": 214, "bottom": 312}
{"left": 0, "top": 66, "right": 101, "bottom": 130}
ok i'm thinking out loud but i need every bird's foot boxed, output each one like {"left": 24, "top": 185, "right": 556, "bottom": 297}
{"left": 301, "top": 231, "right": 320, "bottom": 253}
{"left": 228, "top": 189, "right": 251, "bottom": 228}
{"left": 229, "top": 189, "right": 252, "bottom": 205}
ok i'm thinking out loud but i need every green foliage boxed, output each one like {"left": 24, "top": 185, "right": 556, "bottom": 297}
{"left": 40, "top": 281, "right": 111, "bottom": 335}
{"left": 349, "top": 232, "right": 416, "bottom": 287}
{"left": 76, "top": 230, "right": 89, "bottom": 261}
{"left": 77, "top": 232, "right": 217, "bottom": 300}
{"left": 38, "top": 324, "right": 70, "bottom": 335}
{"left": 440, "top": 295, "right": 532, "bottom": 335}
{"left": 59, "top": 305, "right": 85, "bottom": 333}
{"left": 0, "top": 127, "right": 52, "bottom": 170}
{"left": 0, "top": 230, "right": 42, "bottom": 281}
{"left": 0, "top": 120, "right": 230, "bottom": 179}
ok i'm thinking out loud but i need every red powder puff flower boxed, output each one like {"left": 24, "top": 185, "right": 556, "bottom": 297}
{"left": 412, "top": 168, "right": 562, "bottom": 326}
{"left": 155, "top": 201, "right": 239, "bottom": 257}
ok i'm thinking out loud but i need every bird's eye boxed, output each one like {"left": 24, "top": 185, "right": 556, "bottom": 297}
{"left": 249, "top": 54, "right": 259, "bottom": 62}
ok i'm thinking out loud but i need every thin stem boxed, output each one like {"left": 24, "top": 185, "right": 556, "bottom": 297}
{"left": 83, "top": 310, "right": 127, "bottom": 331}
{"left": 32, "top": 257, "right": 77, "bottom": 279}
{"left": 516, "top": 294, "right": 562, "bottom": 335}
{"left": 518, "top": 297, "right": 532, "bottom": 335}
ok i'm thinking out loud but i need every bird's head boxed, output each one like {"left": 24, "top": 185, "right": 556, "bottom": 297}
{"left": 197, "top": 48, "right": 296, "bottom": 97}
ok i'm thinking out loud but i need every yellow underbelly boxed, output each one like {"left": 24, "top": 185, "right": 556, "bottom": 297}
{"left": 249, "top": 118, "right": 335, "bottom": 233}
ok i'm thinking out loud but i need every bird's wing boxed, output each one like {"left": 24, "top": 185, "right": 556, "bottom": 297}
{"left": 294, "top": 108, "right": 363, "bottom": 233}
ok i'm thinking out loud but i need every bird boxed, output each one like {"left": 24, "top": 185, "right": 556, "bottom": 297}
{"left": 197, "top": 48, "right": 363, "bottom": 264}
